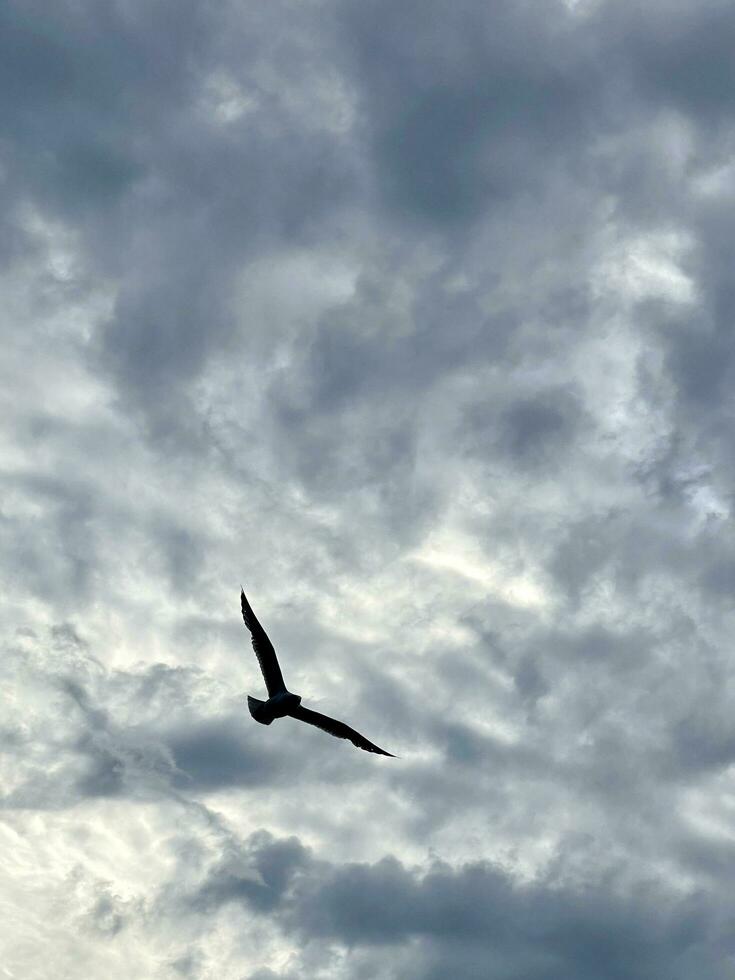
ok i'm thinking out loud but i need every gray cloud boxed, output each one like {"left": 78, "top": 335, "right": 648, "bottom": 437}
{"left": 4, "top": 0, "right": 735, "bottom": 976}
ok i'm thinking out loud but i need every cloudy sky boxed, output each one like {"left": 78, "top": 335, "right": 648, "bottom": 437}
{"left": 3, "top": 0, "right": 735, "bottom": 976}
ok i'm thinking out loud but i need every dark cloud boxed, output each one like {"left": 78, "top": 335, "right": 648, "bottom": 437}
{"left": 623, "top": 2, "right": 735, "bottom": 120}
{"left": 167, "top": 718, "right": 283, "bottom": 791}
{"left": 462, "top": 385, "right": 587, "bottom": 472}
{"left": 193, "top": 831, "right": 730, "bottom": 980}
{"left": 196, "top": 831, "right": 309, "bottom": 914}
{"left": 341, "top": 0, "right": 605, "bottom": 226}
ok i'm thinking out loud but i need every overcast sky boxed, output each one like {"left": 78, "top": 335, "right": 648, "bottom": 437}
{"left": 3, "top": 0, "right": 735, "bottom": 977}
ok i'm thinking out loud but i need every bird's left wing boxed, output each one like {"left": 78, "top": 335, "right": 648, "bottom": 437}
{"left": 290, "top": 704, "right": 394, "bottom": 756}
{"left": 241, "top": 589, "right": 286, "bottom": 696}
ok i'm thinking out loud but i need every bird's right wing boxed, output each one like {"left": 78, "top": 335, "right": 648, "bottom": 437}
{"left": 290, "top": 704, "right": 394, "bottom": 756}
{"left": 240, "top": 589, "right": 286, "bottom": 696}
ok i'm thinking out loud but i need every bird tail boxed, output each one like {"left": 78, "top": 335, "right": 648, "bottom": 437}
{"left": 248, "top": 695, "right": 273, "bottom": 725}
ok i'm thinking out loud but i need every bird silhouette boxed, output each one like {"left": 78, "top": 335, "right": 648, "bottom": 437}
{"left": 241, "top": 589, "right": 394, "bottom": 757}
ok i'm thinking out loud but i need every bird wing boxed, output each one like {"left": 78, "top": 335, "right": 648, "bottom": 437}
{"left": 290, "top": 704, "right": 394, "bottom": 757}
{"left": 240, "top": 589, "right": 286, "bottom": 696}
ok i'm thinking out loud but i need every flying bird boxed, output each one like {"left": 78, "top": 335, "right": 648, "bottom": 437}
{"left": 241, "top": 588, "right": 394, "bottom": 757}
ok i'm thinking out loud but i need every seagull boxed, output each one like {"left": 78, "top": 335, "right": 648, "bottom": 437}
{"left": 241, "top": 588, "right": 394, "bottom": 757}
